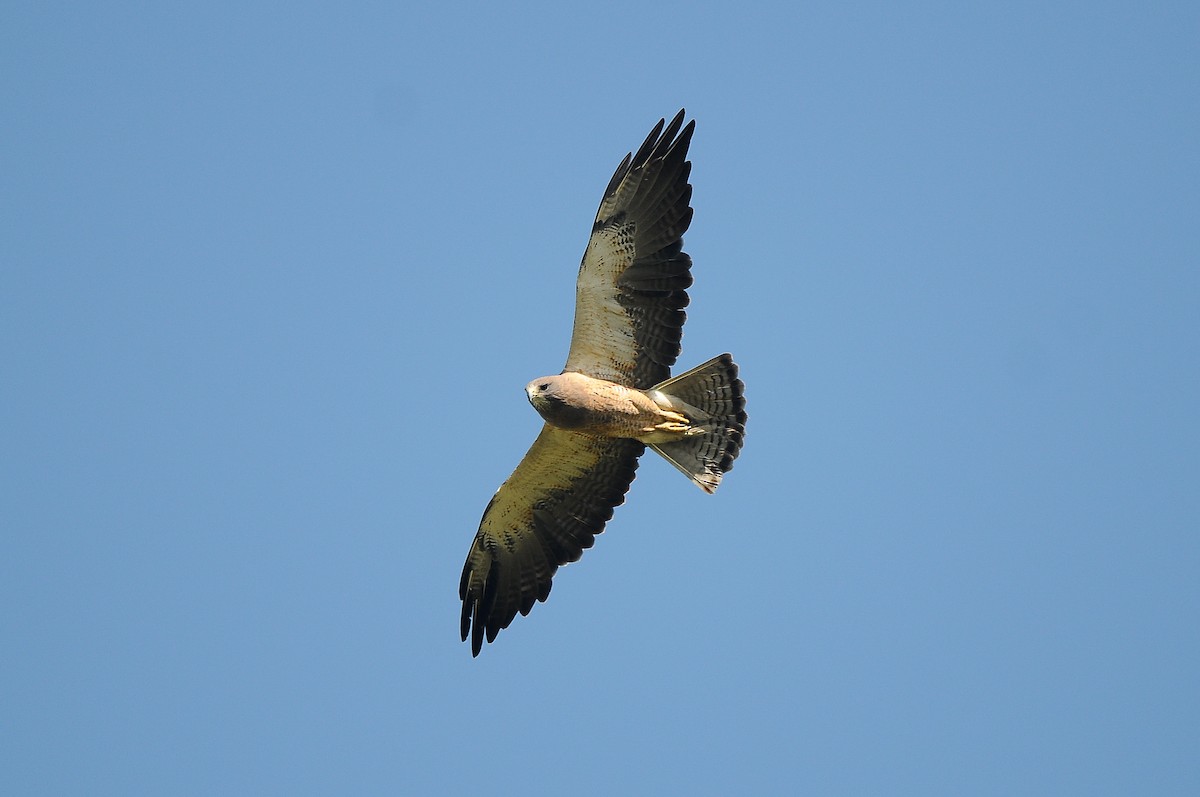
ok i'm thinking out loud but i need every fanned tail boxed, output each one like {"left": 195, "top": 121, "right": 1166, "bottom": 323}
{"left": 646, "top": 353, "right": 747, "bottom": 493}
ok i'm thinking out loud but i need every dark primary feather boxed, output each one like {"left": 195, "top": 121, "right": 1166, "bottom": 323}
{"left": 459, "top": 427, "right": 644, "bottom": 656}
{"left": 566, "top": 110, "right": 696, "bottom": 388}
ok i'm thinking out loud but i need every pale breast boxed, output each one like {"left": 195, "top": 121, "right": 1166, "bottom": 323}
{"left": 550, "top": 373, "right": 661, "bottom": 439}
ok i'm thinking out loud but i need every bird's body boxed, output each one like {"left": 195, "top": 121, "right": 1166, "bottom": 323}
{"left": 458, "top": 111, "right": 747, "bottom": 655}
{"left": 526, "top": 372, "right": 694, "bottom": 441}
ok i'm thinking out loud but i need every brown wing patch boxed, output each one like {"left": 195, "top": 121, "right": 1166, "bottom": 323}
{"left": 459, "top": 426, "right": 644, "bottom": 656}
{"left": 564, "top": 111, "right": 695, "bottom": 388}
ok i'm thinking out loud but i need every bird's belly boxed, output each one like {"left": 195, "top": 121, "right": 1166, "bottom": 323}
{"left": 575, "top": 406, "right": 662, "bottom": 438}
{"left": 535, "top": 382, "right": 663, "bottom": 439}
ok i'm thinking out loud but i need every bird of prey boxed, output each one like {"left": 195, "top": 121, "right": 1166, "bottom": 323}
{"left": 459, "top": 111, "right": 747, "bottom": 656}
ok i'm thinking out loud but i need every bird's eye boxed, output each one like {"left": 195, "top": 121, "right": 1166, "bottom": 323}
{"left": 539, "top": 383, "right": 550, "bottom": 391}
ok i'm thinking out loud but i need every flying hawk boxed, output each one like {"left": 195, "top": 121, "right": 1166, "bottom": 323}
{"left": 459, "top": 111, "right": 747, "bottom": 656}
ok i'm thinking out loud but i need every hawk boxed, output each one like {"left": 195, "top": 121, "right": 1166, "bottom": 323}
{"left": 459, "top": 111, "right": 747, "bottom": 656}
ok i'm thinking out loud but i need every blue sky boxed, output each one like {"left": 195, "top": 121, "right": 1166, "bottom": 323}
{"left": 3, "top": 2, "right": 1197, "bottom": 794}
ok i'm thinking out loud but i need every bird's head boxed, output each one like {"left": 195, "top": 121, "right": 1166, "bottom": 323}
{"left": 525, "top": 375, "right": 586, "bottom": 429}
{"left": 525, "top": 376, "right": 561, "bottom": 411}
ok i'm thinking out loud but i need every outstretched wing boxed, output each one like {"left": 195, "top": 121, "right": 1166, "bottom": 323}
{"left": 459, "top": 426, "right": 644, "bottom": 656}
{"left": 564, "top": 110, "right": 696, "bottom": 388}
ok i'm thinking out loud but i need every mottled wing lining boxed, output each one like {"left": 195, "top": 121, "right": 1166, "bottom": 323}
{"left": 565, "top": 111, "right": 696, "bottom": 388}
{"left": 458, "top": 427, "right": 644, "bottom": 656}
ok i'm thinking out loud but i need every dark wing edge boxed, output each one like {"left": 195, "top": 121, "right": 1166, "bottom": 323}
{"left": 565, "top": 110, "right": 696, "bottom": 388}
{"left": 459, "top": 427, "right": 644, "bottom": 656}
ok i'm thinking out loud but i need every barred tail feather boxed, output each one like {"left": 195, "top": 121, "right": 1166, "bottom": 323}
{"left": 647, "top": 353, "right": 747, "bottom": 493}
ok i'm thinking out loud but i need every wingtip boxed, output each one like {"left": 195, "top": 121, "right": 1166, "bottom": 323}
{"left": 471, "top": 601, "right": 485, "bottom": 656}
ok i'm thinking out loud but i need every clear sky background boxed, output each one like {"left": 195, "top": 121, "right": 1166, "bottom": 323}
{"left": 3, "top": 2, "right": 1197, "bottom": 795}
